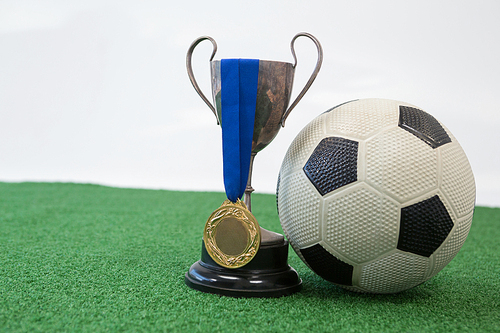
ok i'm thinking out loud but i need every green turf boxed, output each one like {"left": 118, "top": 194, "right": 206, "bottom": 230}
{"left": 1, "top": 182, "right": 499, "bottom": 332}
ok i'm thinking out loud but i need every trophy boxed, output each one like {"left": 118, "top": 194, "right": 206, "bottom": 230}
{"left": 184, "top": 33, "right": 323, "bottom": 297}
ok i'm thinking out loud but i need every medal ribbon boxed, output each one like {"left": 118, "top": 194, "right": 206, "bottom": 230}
{"left": 220, "top": 59, "right": 259, "bottom": 202}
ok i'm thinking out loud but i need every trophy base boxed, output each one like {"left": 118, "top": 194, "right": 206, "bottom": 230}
{"left": 185, "top": 239, "right": 302, "bottom": 298}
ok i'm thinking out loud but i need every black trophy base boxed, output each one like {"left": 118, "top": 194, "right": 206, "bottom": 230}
{"left": 185, "top": 239, "right": 302, "bottom": 298}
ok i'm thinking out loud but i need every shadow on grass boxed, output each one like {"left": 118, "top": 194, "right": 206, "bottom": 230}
{"left": 297, "top": 270, "right": 446, "bottom": 305}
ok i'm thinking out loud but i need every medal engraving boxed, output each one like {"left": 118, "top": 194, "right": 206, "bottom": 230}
{"left": 204, "top": 199, "right": 260, "bottom": 269}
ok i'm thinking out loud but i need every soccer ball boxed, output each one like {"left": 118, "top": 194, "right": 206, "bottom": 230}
{"left": 276, "top": 98, "right": 475, "bottom": 294}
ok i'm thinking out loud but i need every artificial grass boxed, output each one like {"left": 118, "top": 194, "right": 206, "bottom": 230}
{"left": 0, "top": 182, "right": 499, "bottom": 332}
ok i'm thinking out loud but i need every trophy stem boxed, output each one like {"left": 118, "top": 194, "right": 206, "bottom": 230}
{"left": 244, "top": 153, "right": 257, "bottom": 211}
{"left": 244, "top": 152, "right": 285, "bottom": 246}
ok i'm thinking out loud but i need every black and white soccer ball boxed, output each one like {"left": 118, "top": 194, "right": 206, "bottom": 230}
{"left": 276, "top": 98, "right": 476, "bottom": 294}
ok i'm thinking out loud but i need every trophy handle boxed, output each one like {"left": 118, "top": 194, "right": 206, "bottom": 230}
{"left": 186, "top": 36, "right": 219, "bottom": 124}
{"left": 281, "top": 32, "right": 323, "bottom": 127}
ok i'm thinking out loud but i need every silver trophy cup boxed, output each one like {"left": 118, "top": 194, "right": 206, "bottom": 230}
{"left": 185, "top": 33, "right": 323, "bottom": 297}
{"left": 187, "top": 33, "right": 322, "bottom": 213}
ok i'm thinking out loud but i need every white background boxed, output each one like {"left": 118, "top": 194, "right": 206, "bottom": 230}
{"left": 1, "top": 0, "right": 499, "bottom": 207}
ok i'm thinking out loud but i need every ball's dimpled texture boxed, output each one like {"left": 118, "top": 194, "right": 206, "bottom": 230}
{"left": 398, "top": 105, "right": 452, "bottom": 148}
{"left": 397, "top": 195, "right": 454, "bottom": 257}
{"left": 303, "top": 137, "right": 358, "bottom": 195}
{"left": 324, "top": 185, "right": 400, "bottom": 263}
{"left": 278, "top": 172, "right": 322, "bottom": 247}
{"left": 300, "top": 244, "right": 354, "bottom": 286}
{"left": 277, "top": 98, "right": 475, "bottom": 294}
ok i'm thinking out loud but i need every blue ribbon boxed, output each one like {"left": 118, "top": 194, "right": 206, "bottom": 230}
{"left": 220, "top": 59, "right": 259, "bottom": 202}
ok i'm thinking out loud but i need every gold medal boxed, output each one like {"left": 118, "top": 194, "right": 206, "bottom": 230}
{"left": 203, "top": 199, "right": 261, "bottom": 269}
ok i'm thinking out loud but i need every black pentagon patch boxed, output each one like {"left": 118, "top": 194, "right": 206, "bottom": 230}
{"left": 303, "top": 137, "right": 358, "bottom": 196}
{"left": 397, "top": 195, "right": 454, "bottom": 257}
{"left": 300, "top": 244, "right": 353, "bottom": 286}
{"left": 399, "top": 105, "right": 452, "bottom": 149}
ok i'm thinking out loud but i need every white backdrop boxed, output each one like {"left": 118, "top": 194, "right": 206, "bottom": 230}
{"left": 1, "top": 0, "right": 499, "bottom": 207}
